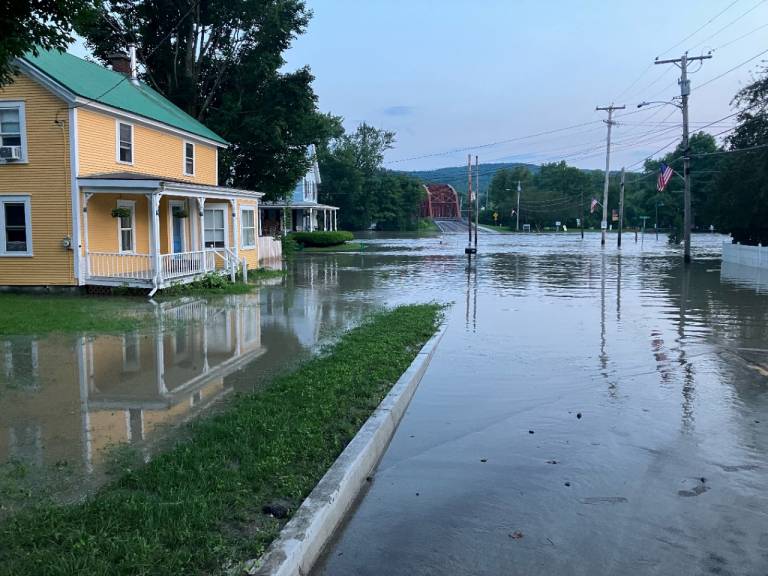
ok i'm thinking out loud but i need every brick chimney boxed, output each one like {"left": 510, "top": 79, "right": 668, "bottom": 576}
{"left": 108, "top": 52, "right": 130, "bottom": 75}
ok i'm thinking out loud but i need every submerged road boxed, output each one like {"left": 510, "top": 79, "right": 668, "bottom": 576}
{"left": 312, "top": 233, "right": 768, "bottom": 576}
{"left": 434, "top": 219, "right": 500, "bottom": 234}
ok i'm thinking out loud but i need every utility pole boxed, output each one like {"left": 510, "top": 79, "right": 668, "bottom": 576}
{"left": 596, "top": 103, "right": 625, "bottom": 246}
{"left": 516, "top": 180, "right": 521, "bottom": 232}
{"left": 474, "top": 155, "right": 479, "bottom": 248}
{"left": 467, "top": 154, "right": 472, "bottom": 247}
{"left": 617, "top": 167, "right": 625, "bottom": 247}
{"left": 580, "top": 188, "right": 584, "bottom": 239}
{"left": 654, "top": 52, "right": 712, "bottom": 263}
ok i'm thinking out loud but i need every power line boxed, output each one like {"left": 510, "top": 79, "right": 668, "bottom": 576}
{"left": 695, "top": 47, "right": 768, "bottom": 91}
{"left": 656, "top": 0, "right": 742, "bottom": 58}
{"left": 688, "top": 0, "right": 768, "bottom": 51}
{"left": 713, "top": 22, "right": 768, "bottom": 51}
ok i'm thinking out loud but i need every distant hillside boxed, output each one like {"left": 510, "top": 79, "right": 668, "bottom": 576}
{"left": 400, "top": 162, "right": 540, "bottom": 197}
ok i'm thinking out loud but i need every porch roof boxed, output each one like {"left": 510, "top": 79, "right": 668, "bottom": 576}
{"left": 260, "top": 200, "right": 338, "bottom": 210}
{"left": 78, "top": 172, "right": 264, "bottom": 200}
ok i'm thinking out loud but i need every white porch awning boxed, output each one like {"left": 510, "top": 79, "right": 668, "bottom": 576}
{"left": 77, "top": 172, "right": 264, "bottom": 200}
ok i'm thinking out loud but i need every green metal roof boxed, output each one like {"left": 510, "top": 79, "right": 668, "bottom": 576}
{"left": 22, "top": 50, "right": 228, "bottom": 145}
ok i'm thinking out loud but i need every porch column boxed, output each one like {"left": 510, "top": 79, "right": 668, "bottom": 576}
{"left": 229, "top": 199, "right": 239, "bottom": 261}
{"left": 81, "top": 193, "right": 93, "bottom": 277}
{"left": 150, "top": 194, "right": 162, "bottom": 284}
{"left": 324, "top": 210, "right": 328, "bottom": 231}
{"left": 333, "top": 210, "right": 337, "bottom": 231}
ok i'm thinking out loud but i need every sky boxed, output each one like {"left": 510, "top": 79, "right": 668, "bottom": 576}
{"left": 281, "top": 0, "right": 768, "bottom": 172}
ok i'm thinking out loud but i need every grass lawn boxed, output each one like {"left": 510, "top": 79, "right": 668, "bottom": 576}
{"left": 0, "top": 294, "right": 155, "bottom": 336}
{"left": 0, "top": 304, "right": 442, "bottom": 576}
{"left": 303, "top": 241, "right": 365, "bottom": 253}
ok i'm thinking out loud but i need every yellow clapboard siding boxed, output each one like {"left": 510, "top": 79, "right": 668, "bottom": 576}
{"left": 77, "top": 108, "right": 218, "bottom": 185}
{"left": 85, "top": 193, "right": 150, "bottom": 254}
{"left": 237, "top": 199, "right": 260, "bottom": 269}
{"left": 0, "top": 74, "right": 75, "bottom": 285}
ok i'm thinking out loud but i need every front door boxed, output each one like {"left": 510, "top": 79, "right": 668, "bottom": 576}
{"left": 172, "top": 214, "right": 183, "bottom": 253}
{"left": 170, "top": 202, "right": 186, "bottom": 253}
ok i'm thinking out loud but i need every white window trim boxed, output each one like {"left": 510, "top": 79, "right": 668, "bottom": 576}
{"left": 0, "top": 100, "right": 28, "bottom": 164}
{"left": 115, "top": 120, "right": 134, "bottom": 165}
{"left": 203, "top": 203, "right": 228, "bottom": 249}
{"left": 0, "top": 194, "right": 33, "bottom": 256}
{"left": 240, "top": 207, "right": 256, "bottom": 249}
{"left": 168, "top": 199, "right": 189, "bottom": 252}
{"left": 116, "top": 199, "right": 136, "bottom": 253}
{"left": 183, "top": 141, "right": 195, "bottom": 176}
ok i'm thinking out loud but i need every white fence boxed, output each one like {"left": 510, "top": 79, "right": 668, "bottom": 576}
{"left": 722, "top": 242, "right": 768, "bottom": 270}
{"left": 258, "top": 236, "right": 282, "bottom": 263}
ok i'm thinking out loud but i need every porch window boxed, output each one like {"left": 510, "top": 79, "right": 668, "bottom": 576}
{"left": 117, "top": 121, "right": 133, "bottom": 164}
{"left": 241, "top": 208, "right": 256, "bottom": 248}
{"left": 204, "top": 207, "right": 226, "bottom": 248}
{"left": 0, "top": 102, "right": 26, "bottom": 161}
{"left": 0, "top": 195, "right": 31, "bottom": 255}
{"left": 184, "top": 141, "right": 195, "bottom": 175}
{"left": 117, "top": 201, "right": 135, "bottom": 253}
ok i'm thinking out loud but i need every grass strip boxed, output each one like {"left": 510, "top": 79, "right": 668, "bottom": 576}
{"left": 0, "top": 294, "right": 154, "bottom": 336}
{"left": 0, "top": 303, "right": 442, "bottom": 576}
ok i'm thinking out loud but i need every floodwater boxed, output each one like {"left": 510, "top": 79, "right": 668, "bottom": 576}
{"left": 3, "top": 231, "right": 768, "bottom": 576}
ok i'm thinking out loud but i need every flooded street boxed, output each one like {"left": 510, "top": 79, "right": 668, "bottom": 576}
{"left": 3, "top": 231, "right": 768, "bottom": 574}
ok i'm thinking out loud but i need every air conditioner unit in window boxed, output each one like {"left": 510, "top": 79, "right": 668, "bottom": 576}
{"left": 0, "top": 146, "right": 22, "bottom": 161}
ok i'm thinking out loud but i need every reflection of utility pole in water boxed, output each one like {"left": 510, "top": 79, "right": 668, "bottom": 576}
{"left": 600, "top": 254, "right": 611, "bottom": 394}
{"left": 465, "top": 154, "right": 477, "bottom": 260}
{"left": 616, "top": 254, "right": 622, "bottom": 322}
{"left": 640, "top": 216, "right": 649, "bottom": 248}
{"left": 465, "top": 257, "right": 477, "bottom": 331}
{"left": 678, "top": 263, "right": 695, "bottom": 432}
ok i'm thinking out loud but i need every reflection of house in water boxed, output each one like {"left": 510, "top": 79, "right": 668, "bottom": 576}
{"left": 261, "top": 259, "right": 341, "bottom": 348}
{"left": 0, "top": 297, "right": 263, "bottom": 478}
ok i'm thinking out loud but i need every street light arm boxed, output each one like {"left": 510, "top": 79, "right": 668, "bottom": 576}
{"left": 637, "top": 100, "right": 683, "bottom": 110}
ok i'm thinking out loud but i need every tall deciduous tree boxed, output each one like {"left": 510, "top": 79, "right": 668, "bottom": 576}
{"left": 77, "top": 0, "right": 339, "bottom": 197}
{"left": 714, "top": 67, "right": 768, "bottom": 245}
{"left": 319, "top": 124, "right": 424, "bottom": 230}
{"left": 0, "top": 0, "right": 92, "bottom": 86}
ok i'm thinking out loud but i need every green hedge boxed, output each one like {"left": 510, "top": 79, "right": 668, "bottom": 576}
{"left": 290, "top": 231, "right": 354, "bottom": 247}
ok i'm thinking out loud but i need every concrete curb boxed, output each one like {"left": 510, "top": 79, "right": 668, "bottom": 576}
{"left": 241, "top": 323, "right": 447, "bottom": 576}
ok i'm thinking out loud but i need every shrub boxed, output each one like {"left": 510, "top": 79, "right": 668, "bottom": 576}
{"left": 290, "top": 231, "right": 354, "bottom": 247}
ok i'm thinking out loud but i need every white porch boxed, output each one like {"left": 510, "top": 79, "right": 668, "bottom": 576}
{"left": 78, "top": 175, "right": 263, "bottom": 294}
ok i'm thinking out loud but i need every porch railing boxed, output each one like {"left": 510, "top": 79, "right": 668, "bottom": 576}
{"left": 161, "top": 250, "right": 209, "bottom": 280}
{"left": 87, "top": 252, "right": 153, "bottom": 280}
{"left": 86, "top": 249, "right": 240, "bottom": 285}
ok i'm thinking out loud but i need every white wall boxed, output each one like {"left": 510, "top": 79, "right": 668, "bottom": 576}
{"left": 722, "top": 242, "right": 768, "bottom": 270}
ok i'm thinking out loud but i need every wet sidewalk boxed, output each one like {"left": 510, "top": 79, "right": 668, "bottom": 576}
{"left": 313, "top": 241, "right": 768, "bottom": 575}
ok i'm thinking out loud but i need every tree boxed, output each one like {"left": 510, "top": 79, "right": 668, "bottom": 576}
{"left": 318, "top": 124, "right": 424, "bottom": 230}
{"left": 77, "top": 0, "right": 338, "bottom": 198}
{"left": 714, "top": 66, "right": 768, "bottom": 245}
{"left": 0, "top": 0, "right": 92, "bottom": 86}
{"left": 636, "top": 132, "right": 722, "bottom": 242}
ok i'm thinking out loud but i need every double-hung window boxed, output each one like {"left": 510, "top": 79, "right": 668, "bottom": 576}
{"left": 117, "top": 201, "right": 135, "bottom": 253}
{"left": 0, "top": 196, "right": 32, "bottom": 255}
{"left": 204, "top": 206, "right": 226, "bottom": 248}
{"left": 184, "top": 142, "right": 195, "bottom": 176}
{"left": 0, "top": 101, "right": 27, "bottom": 162}
{"left": 117, "top": 121, "right": 133, "bottom": 164}
{"left": 241, "top": 208, "right": 256, "bottom": 248}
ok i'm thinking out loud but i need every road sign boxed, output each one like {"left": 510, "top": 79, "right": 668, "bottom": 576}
{"left": 555, "top": 221, "right": 561, "bottom": 227}
{"left": 493, "top": 212, "right": 498, "bottom": 221}
{"left": 601, "top": 220, "right": 608, "bottom": 230}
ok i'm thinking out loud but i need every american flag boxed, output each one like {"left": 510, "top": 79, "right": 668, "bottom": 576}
{"left": 590, "top": 198, "right": 599, "bottom": 214}
{"left": 657, "top": 163, "right": 674, "bottom": 192}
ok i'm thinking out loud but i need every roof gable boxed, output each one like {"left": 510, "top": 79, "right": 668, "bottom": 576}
{"left": 21, "top": 50, "right": 227, "bottom": 146}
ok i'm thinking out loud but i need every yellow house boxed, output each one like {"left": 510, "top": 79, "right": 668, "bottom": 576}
{"left": 0, "top": 49, "right": 264, "bottom": 294}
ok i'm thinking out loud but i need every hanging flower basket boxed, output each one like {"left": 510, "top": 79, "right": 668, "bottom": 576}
{"left": 111, "top": 207, "right": 132, "bottom": 219}
{"left": 172, "top": 207, "right": 189, "bottom": 219}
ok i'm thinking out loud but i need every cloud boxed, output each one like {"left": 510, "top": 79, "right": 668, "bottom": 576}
{"left": 383, "top": 105, "right": 415, "bottom": 117}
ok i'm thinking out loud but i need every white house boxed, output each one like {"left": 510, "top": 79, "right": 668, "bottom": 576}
{"left": 259, "top": 144, "right": 339, "bottom": 236}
